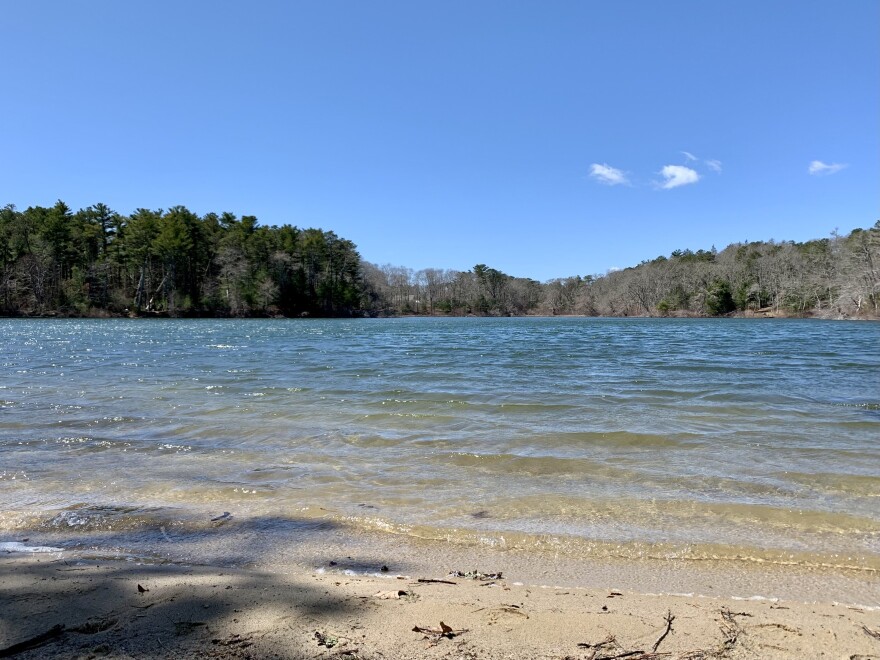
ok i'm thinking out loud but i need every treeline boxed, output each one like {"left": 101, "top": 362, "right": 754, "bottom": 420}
{"left": 0, "top": 201, "right": 364, "bottom": 317}
{"left": 1, "top": 200, "right": 877, "bottom": 318}
{"left": 361, "top": 263, "right": 543, "bottom": 316}
{"left": 363, "top": 223, "right": 879, "bottom": 318}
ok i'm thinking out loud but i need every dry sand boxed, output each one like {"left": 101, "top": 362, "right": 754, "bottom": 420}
{"left": 2, "top": 552, "right": 878, "bottom": 660}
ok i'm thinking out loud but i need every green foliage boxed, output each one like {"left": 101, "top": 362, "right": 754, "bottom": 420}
{"left": 1, "top": 199, "right": 877, "bottom": 318}
{"left": 670, "top": 248, "right": 715, "bottom": 263}
{"left": 0, "top": 201, "right": 368, "bottom": 317}
{"left": 705, "top": 279, "right": 736, "bottom": 316}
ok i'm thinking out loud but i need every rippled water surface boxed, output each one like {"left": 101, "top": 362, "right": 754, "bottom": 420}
{"left": 2, "top": 318, "right": 879, "bottom": 570}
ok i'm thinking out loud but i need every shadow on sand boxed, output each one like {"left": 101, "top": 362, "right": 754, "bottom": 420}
{"left": 0, "top": 514, "right": 413, "bottom": 658}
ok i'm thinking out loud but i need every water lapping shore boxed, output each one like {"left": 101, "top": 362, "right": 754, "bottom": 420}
{"left": 1, "top": 318, "right": 878, "bottom": 591}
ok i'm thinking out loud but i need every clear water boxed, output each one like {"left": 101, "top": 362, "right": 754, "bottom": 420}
{"left": 1, "top": 317, "right": 878, "bottom": 572}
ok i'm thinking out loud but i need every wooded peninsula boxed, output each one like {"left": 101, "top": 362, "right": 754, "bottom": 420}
{"left": 1, "top": 201, "right": 877, "bottom": 319}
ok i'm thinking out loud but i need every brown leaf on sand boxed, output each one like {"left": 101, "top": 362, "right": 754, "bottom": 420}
{"left": 412, "top": 621, "right": 468, "bottom": 639}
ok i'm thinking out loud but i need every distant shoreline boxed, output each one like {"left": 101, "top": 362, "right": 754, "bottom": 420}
{"left": 2, "top": 204, "right": 878, "bottom": 321}
{"left": 1, "top": 310, "right": 877, "bottom": 321}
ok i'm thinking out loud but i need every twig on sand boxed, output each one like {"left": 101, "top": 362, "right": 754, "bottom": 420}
{"left": 652, "top": 610, "right": 675, "bottom": 652}
{"left": 412, "top": 621, "right": 468, "bottom": 645}
{"left": 578, "top": 634, "right": 617, "bottom": 650}
{"left": 597, "top": 651, "right": 648, "bottom": 660}
{"left": 577, "top": 635, "right": 647, "bottom": 660}
{"left": 718, "top": 607, "right": 749, "bottom": 654}
{"left": 416, "top": 578, "right": 458, "bottom": 585}
{"left": 577, "top": 610, "right": 677, "bottom": 660}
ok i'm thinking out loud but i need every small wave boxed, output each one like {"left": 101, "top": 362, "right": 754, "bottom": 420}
{"left": 543, "top": 430, "right": 699, "bottom": 449}
{"left": 444, "top": 451, "right": 637, "bottom": 479}
{"left": 780, "top": 471, "right": 880, "bottom": 498}
{"left": 55, "top": 436, "right": 135, "bottom": 453}
{"left": 496, "top": 402, "right": 574, "bottom": 412}
{"left": 0, "top": 541, "right": 63, "bottom": 553}
{"left": 316, "top": 512, "right": 880, "bottom": 573}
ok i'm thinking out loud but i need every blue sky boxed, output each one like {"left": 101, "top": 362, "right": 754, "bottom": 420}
{"left": 3, "top": 1, "right": 878, "bottom": 281}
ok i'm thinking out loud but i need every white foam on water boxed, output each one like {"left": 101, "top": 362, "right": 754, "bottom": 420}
{"left": 1, "top": 541, "right": 63, "bottom": 553}
{"left": 834, "top": 601, "right": 880, "bottom": 611}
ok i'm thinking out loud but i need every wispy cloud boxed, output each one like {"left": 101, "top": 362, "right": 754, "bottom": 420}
{"left": 589, "top": 163, "right": 629, "bottom": 186}
{"left": 808, "top": 160, "right": 847, "bottom": 176}
{"left": 683, "top": 151, "right": 722, "bottom": 174}
{"left": 589, "top": 154, "right": 716, "bottom": 190}
{"left": 658, "top": 165, "right": 700, "bottom": 189}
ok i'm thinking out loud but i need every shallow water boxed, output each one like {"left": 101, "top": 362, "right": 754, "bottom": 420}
{"left": 1, "top": 317, "right": 879, "bottom": 576}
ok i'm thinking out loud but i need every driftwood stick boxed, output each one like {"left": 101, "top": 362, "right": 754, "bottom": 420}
{"left": 416, "top": 578, "right": 458, "bottom": 585}
{"left": 863, "top": 624, "right": 880, "bottom": 640}
{"left": 596, "top": 650, "right": 646, "bottom": 660}
{"left": 577, "top": 634, "right": 617, "bottom": 649}
{"left": 652, "top": 610, "right": 675, "bottom": 652}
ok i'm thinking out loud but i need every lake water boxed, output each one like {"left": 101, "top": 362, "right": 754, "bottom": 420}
{"left": 1, "top": 318, "right": 879, "bottom": 579}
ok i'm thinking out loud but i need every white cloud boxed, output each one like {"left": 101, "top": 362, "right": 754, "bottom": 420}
{"left": 658, "top": 165, "right": 700, "bottom": 189}
{"left": 589, "top": 163, "right": 628, "bottom": 186}
{"left": 705, "top": 159, "right": 722, "bottom": 173}
{"left": 808, "top": 160, "right": 847, "bottom": 176}
{"left": 681, "top": 151, "right": 698, "bottom": 162}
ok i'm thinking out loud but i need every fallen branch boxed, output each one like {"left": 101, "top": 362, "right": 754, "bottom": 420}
{"left": 594, "top": 651, "right": 647, "bottom": 660}
{"left": 718, "top": 607, "right": 747, "bottom": 653}
{"left": 416, "top": 578, "right": 457, "bottom": 585}
{"left": 578, "top": 635, "right": 621, "bottom": 655}
{"left": 863, "top": 624, "right": 880, "bottom": 640}
{"left": 578, "top": 621, "right": 680, "bottom": 660}
{"left": 0, "top": 624, "right": 65, "bottom": 658}
{"left": 652, "top": 610, "right": 675, "bottom": 652}
{"left": 578, "top": 635, "right": 617, "bottom": 650}
{"left": 577, "top": 635, "right": 649, "bottom": 660}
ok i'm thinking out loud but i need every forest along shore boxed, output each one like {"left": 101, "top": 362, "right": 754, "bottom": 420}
{"left": 1, "top": 202, "right": 877, "bottom": 319}
{"left": 1, "top": 550, "right": 879, "bottom": 660}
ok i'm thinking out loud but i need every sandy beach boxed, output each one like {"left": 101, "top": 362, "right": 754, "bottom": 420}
{"left": 2, "top": 544, "right": 879, "bottom": 660}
